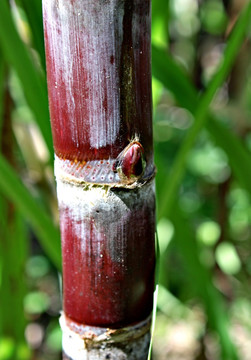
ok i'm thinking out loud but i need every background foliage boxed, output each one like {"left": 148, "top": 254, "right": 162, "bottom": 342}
{"left": 0, "top": 0, "right": 251, "bottom": 359}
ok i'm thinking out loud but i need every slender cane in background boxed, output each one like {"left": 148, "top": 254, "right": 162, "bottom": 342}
{"left": 42, "top": 1, "right": 155, "bottom": 358}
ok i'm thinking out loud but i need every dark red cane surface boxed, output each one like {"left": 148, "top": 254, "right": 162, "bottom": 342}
{"left": 43, "top": 0, "right": 155, "bottom": 327}
{"left": 60, "top": 192, "right": 155, "bottom": 327}
{"left": 43, "top": 0, "right": 153, "bottom": 165}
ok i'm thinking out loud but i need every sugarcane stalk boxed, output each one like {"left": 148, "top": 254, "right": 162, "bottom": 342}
{"left": 42, "top": 1, "right": 155, "bottom": 358}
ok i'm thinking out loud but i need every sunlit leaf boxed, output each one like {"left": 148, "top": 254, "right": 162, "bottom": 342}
{"left": 152, "top": 2, "right": 251, "bottom": 217}
{"left": 0, "top": 0, "right": 53, "bottom": 160}
{"left": 0, "top": 154, "right": 61, "bottom": 269}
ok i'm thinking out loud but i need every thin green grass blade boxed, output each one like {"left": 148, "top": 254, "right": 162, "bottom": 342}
{"left": 171, "top": 206, "right": 239, "bottom": 360}
{"left": 0, "top": 205, "right": 28, "bottom": 355}
{"left": 16, "top": 0, "right": 45, "bottom": 70}
{"left": 0, "top": 153, "right": 61, "bottom": 270}
{"left": 207, "top": 117, "right": 251, "bottom": 193}
{"left": 152, "top": 0, "right": 170, "bottom": 48}
{"left": 11, "top": 212, "right": 28, "bottom": 344}
{"left": 0, "top": 55, "right": 5, "bottom": 144}
{"left": 0, "top": 0, "right": 53, "bottom": 161}
{"left": 152, "top": 45, "right": 197, "bottom": 111}
{"left": 152, "top": 43, "right": 251, "bottom": 199}
{"left": 154, "top": 2, "right": 251, "bottom": 217}
{"left": 0, "top": 195, "right": 6, "bottom": 339}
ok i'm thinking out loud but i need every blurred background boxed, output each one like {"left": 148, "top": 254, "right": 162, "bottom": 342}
{"left": 0, "top": 0, "right": 251, "bottom": 359}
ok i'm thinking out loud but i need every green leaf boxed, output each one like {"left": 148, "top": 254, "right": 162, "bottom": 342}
{"left": 207, "top": 117, "right": 251, "bottom": 194}
{"left": 0, "top": 0, "right": 53, "bottom": 161}
{"left": 16, "top": 0, "right": 46, "bottom": 70}
{"left": 152, "top": 47, "right": 251, "bottom": 198}
{"left": 152, "top": 45, "right": 197, "bottom": 111}
{"left": 0, "top": 55, "right": 5, "bottom": 144}
{"left": 171, "top": 207, "right": 239, "bottom": 360}
{"left": 24, "top": 291, "right": 50, "bottom": 314}
{"left": 0, "top": 207, "right": 28, "bottom": 343}
{"left": 152, "top": 0, "right": 170, "bottom": 48}
{"left": 153, "top": 2, "right": 251, "bottom": 218}
{"left": 0, "top": 153, "right": 61, "bottom": 270}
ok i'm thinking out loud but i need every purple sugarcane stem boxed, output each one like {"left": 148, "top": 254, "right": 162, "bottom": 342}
{"left": 43, "top": 1, "right": 155, "bottom": 358}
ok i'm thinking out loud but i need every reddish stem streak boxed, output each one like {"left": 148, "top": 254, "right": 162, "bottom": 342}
{"left": 43, "top": 0, "right": 153, "bottom": 164}
{"left": 62, "top": 196, "right": 155, "bottom": 327}
{"left": 43, "top": 0, "right": 155, "bottom": 328}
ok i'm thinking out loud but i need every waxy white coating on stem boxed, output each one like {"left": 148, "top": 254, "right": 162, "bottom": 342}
{"left": 55, "top": 162, "right": 155, "bottom": 356}
{"left": 60, "top": 313, "right": 151, "bottom": 360}
{"left": 43, "top": 0, "right": 152, "bottom": 153}
{"left": 55, "top": 165, "right": 155, "bottom": 269}
{"left": 43, "top": 0, "right": 121, "bottom": 148}
{"left": 43, "top": 1, "right": 154, "bottom": 357}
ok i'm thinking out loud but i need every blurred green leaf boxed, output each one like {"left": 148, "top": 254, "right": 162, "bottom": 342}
{"left": 171, "top": 207, "right": 239, "bottom": 360}
{"left": 187, "top": 141, "right": 230, "bottom": 183}
{"left": 152, "top": 45, "right": 197, "bottom": 112}
{"left": 0, "top": 338, "right": 15, "bottom": 360}
{"left": 0, "top": 337, "right": 30, "bottom": 360}
{"left": 215, "top": 242, "right": 241, "bottom": 275}
{"left": 16, "top": 0, "right": 45, "bottom": 70}
{"left": 157, "top": 218, "right": 174, "bottom": 254}
{"left": 0, "top": 154, "right": 61, "bottom": 270}
{"left": 24, "top": 291, "right": 50, "bottom": 314}
{"left": 0, "top": 56, "right": 5, "bottom": 142}
{"left": 196, "top": 220, "right": 221, "bottom": 246}
{"left": 0, "top": 208, "right": 28, "bottom": 345}
{"left": 153, "top": 45, "right": 251, "bottom": 196}
{"left": 152, "top": 0, "right": 169, "bottom": 48}
{"left": 200, "top": 0, "right": 228, "bottom": 35}
{"left": 153, "top": 2, "right": 251, "bottom": 217}
{"left": 45, "top": 322, "right": 62, "bottom": 351}
{"left": 0, "top": 0, "right": 53, "bottom": 161}
{"left": 157, "top": 284, "right": 191, "bottom": 318}
{"left": 26, "top": 255, "right": 50, "bottom": 279}
{"left": 207, "top": 118, "right": 251, "bottom": 195}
